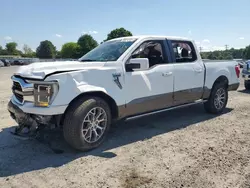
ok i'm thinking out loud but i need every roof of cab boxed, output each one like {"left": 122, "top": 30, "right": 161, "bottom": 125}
{"left": 109, "top": 35, "right": 190, "bottom": 41}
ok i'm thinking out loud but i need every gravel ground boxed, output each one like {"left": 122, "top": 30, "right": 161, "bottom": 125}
{"left": 0, "top": 66, "right": 250, "bottom": 188}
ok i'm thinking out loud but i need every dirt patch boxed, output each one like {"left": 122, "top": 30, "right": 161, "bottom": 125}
{"left": 120, "top": 168, "right": 153, "bottom": 188}
{"left": 0, "top": 67, "right": 250, "bottom": 188}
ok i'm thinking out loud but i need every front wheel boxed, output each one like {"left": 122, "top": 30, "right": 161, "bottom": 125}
{"left": 204, "top": 83, "right": 228, "bottom": 114}
{"left": 63, "top": 97, "right": 112, "bottom": 151}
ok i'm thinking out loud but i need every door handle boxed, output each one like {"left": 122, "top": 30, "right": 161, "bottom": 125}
{"left": 162, "top": 72, "right": 172, "bottom": 76}
{"left": 194, "top": 68, "right": 203, "bottom": 73}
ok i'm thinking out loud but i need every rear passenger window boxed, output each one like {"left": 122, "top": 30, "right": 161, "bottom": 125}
{"left": 170, "top": 40, "right": 197, "bottom": 63}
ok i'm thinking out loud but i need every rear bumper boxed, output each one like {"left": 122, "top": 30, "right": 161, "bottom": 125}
{"left": 228, "top": 83, "right": 240, "bottom": 91}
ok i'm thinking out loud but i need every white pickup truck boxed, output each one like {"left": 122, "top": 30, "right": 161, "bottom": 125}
{"left": 8, "top": 35, "right": 240, "bottom": 151}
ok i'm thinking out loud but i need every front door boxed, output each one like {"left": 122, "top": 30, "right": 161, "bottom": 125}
{"left": 168, "top": 39, "right": 205, "bottom": 105}
{"left": 123, "top": 39, "right": 174, "bottom": 117}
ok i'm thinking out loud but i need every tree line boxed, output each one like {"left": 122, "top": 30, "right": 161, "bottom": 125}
{"left": 201, "top": 47, "right": 250, "bottom": 60}
{"left": 0, "top": 27, "right": 132, "bottom": 59}
{"left": 1, "top": 27, "right": 249, "bottom": 60}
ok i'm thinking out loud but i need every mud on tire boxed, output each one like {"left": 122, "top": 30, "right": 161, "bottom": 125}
{"left": 63, "top": 97, "right": 112, "bottom": 151}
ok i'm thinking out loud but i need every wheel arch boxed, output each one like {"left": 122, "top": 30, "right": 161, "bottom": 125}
{"left": 60, "top": 91, "right": 119, "bottom": 126}
{"left": 212, "top": 75, "right": 229, "bottom": 89}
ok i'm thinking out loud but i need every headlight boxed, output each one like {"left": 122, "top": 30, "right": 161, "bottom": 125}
{"left": 33, "top": 81, "right": 59, "bottom": 107}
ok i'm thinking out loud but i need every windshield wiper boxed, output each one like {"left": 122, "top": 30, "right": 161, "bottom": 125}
{"left": 79, "top": 59, "right": 98, "bottom": 62}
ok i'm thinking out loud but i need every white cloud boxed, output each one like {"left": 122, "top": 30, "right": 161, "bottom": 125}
{"left": 202, "top": 39, "right": 210, "bottom": 43}
{"left": 188, "top": 30, "right": 192, "bottom": 35}
{"left": 82, "top": 30, "right": 98, "bottom": 35}
{"left": 4, "top": 36, "right": 12, "bottom": 40}
{"left": 91, "top": 31, "right": 98, "bottom": 34}
{"left": 239, "top": 37, "right": 244, "bottom": 40}
{"left": 199, "top": 45, "right": 225, "bottom": 52}
{"left": 55, "top": 34, "right": 62, "bottom": 38}
{"left": 195, "top": 41, "right": 201, "bottom": 45}
{"left": 212, "top": 46, "right": 225, "bottom": 51}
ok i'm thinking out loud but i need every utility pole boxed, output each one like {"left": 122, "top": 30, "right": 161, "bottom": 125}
{"left": 225, "top": 45, "right": 228, "bottom": 51}
{"left": 199, "top": 46, "right": 203, "bottom": 52}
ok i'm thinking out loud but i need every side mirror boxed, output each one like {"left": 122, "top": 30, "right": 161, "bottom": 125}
{"left": 125, "top": 58, "right": 149, "bottom": 72}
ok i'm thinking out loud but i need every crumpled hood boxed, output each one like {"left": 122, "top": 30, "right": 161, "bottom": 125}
{"left": 14, "top": 61, "right": 106, "bottom": 79}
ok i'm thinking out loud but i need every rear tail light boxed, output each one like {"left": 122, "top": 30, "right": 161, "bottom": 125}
{"left": 235, "top": 65, "right": 240, "bottom": 78}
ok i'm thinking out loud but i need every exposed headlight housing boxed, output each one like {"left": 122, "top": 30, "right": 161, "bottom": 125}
{"left": 33, "top": 82, "right": 59, "bottom": 107}
{"left": 11, "top": 76, "right": 59, "bottom": 107}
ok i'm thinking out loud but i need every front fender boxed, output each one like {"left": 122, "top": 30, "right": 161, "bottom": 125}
{"left": 46, "top": 70, "right": 124, "bottom": 108}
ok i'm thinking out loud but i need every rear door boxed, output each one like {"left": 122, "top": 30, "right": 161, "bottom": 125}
{"left": 167, "top": 39, "right": 205, "bottom": 105}
{"left": 123, "top": 39, "right": 174, "bottom": 117}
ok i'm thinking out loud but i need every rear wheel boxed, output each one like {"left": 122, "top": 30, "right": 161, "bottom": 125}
{"left": 244, "top": 81, "right": 250, "bottom": 90}
{"left": 204, "top": 82, "right": 228, "bottom": 114}
{"left": 63, "top": 97, "right": 112, "bottom": 151}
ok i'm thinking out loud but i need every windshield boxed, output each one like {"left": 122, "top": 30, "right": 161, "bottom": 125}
{"left": 79, "top": 38, "right": 137, "bottom": 62}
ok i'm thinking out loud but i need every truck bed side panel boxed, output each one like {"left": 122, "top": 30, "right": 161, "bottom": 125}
{"left": 204, "top": 60, "right": 239, "bottom": 92}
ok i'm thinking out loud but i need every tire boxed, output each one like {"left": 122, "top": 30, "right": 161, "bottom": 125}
{"left": 204, "top": 82, "right": 228, "bottom": 114}
{"left": 63, "top": 97, "right": 112, "bottom": 151}
{"left": 244, "top": 81, "right": 250, "bottom": 90}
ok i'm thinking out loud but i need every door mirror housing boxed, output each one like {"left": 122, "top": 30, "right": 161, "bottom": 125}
{"left": 125, "top": 58, "right": 149, "bottom": 72}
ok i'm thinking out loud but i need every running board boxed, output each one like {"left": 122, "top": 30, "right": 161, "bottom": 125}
{"left": 125, "top": 99, "right": 207, "bottom": 121}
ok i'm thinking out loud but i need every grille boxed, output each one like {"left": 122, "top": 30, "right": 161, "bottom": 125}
{"left": 12, "top": 81, "right": 23, "bottom": 103}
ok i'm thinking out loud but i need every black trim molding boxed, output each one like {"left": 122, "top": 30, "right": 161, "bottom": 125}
{"left": 228, "top": 83, "right": 239, "bottom": 91}
{"left": 118, "top": 87, "right": 209, "bottom": 118}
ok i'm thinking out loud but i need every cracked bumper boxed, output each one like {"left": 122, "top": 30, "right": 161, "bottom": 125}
{"left": 9, "top": 96, "right": 67, "bottom": 115}
{"left": 8, "top": 100, "right": 33, "bottom": 126}
{"left": 8, "top": 99, "right": 62, "bottom": 127}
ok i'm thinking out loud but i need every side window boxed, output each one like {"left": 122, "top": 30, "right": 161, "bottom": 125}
{"left": 170, "top": 40, "right": 197, "bottom": 63}
{"left": 131, "top": 40, "right": 168, "bottom": 68}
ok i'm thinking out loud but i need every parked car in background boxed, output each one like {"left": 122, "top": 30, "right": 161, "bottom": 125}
{"left": 13, "top": 59, "right": 25, "bottom": 66}
{"left": 238, "top": 61, "right": 244, "bottom": 68}
{"left": 242, "top": 60, "right": 250, "bottom": 89}
{"left": 0, "top": 60, "right": 4, "bottom": 67}
{"left": 0, "top": 59, "right": 11, "bottom": 66}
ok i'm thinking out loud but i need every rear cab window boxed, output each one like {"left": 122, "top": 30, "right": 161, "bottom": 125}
{"left": 170, "top": 40, "right": 197, "bottom": 63}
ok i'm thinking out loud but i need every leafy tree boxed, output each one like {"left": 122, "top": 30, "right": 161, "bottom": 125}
{"left": 23, "top": 44, "right": 34, "bottom": 57}
{"left": 105, "top": 27, "right": 132, "bottom": 41}
{"left": 224, "top": 52, "right": 233, "bottom": 60}
{"left": 55, "top": 50, "right": 61, "bottom": 59}
{"left": 207, "top": 53, "right": 217, "bottom": 60}
{"left": 77, "top": 34, "right": 98, "bottom": 56}
{"left": 61, "top": 42, "right": 81, "bottom": 59}
{"left": 6, "top": 42, "right": 20, "bottom": 55}
{"left": 201, "top": 47, "right": 246, "bottom": 60}
{"left": 0, "top": 45, "right": 3, "bottom": 55}
{"left": 244, "top": 45, "right": 250, "bottom": 59}
{"left": 36, "top": 40, "right": 56, "bottom": 59}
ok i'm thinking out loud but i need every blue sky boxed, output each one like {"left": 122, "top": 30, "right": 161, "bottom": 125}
{"left": 1, "top": 0, "right": 249, "bottom": 52}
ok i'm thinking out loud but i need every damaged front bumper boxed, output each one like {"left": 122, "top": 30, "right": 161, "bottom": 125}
{"left": 8, "top": 100, "right": 65, "bottom": 153}
{"left": 7, "top": 100, "right": 59, "bottom": 137}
